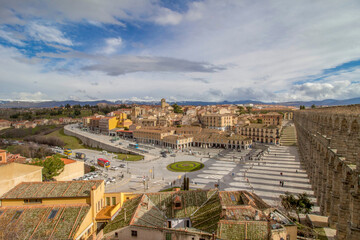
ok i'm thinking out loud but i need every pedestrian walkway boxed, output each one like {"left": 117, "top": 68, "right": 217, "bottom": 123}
{"left": 191, "top": 161, "right": 237, "bottom": 189}
{"left": 225, "top": 145, "right": 317, "bottom": 208}
{"left": 281, "top": 125, "right": 297, "bottom": 146}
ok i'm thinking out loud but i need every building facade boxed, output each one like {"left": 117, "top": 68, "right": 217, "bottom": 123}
{"left": 237, "top": 124, "right": 281, "bottom": 144}
{"left": 201, "top": 114, "right": 233, "bottom": 131}
{"left": 259, "top": 112, "right": 283, "bottom": 125}
{"left": 0, "top": 163, "right": 43, "bottom": 197}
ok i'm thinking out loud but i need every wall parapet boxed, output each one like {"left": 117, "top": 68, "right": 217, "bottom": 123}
{"left": 64, "top": 125, "right": 143, "bottom": 157}
{"left": 294, "top": 105, "right": 360, "bottom": 240}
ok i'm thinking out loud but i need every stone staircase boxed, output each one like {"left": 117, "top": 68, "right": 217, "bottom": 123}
{"left": 281, "top": 126, "right": 297, "bottom": 146}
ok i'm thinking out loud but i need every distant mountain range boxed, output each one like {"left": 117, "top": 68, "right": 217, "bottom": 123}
{"left": 0, "top": 97, "right": 359, "bottom": 108}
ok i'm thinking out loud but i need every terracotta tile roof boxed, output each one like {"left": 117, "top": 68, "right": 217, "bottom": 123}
{"left": 61, "top": 158, "right": 76, "bottom": 165}
{"left": 0, "top": 204, "right": 90, "bottom": 240}
{"left": 1, "top": 180, "right": 103, "bottom": 199}
{"left": 103, "top": 189, "right": 291, "bottom": 239}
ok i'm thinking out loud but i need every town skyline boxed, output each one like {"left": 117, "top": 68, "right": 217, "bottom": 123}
{"left": 1, "top": 0, "right": 360, "bottom": 102}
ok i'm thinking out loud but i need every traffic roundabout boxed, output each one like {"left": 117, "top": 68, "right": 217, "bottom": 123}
{"left": 167, "top": 161, "right": 204, "bottom": 172}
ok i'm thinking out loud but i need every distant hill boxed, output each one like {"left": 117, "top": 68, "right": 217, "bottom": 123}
{"left": 0, "top": 97, "right": 359, "bottom": 108}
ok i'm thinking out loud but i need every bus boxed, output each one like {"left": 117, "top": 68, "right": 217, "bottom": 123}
{"left": 64, "top": 148, "right": 72, "bottom": 156}
{"left": 129, "top": 143, "right": 139, "bottom": 149}
{"left": 97, "top": 158, "right": 110, "bottom": 168}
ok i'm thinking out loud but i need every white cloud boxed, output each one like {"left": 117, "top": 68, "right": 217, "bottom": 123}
{"left": 1, "top": 0, "right": 360, "bottom": 102}
{"left": 27, "top": 22, "right": 72, "bottom": 46}
{"left": 103, "top": 37, "right": 123, "bottom": 55}
{"left": 14, "top": 91, "right": 48, "bottom": 101}
{"left": 0, "top": 29, "right": 25, "bottom": 46}
{"left": 154, "top": 8, "right": 183, "bottom": 25}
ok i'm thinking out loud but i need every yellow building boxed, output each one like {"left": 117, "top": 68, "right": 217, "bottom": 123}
{"left": 0, "top": 150, "right": 6, "bottom": 164}
{"left": 0, "top": 163, "right": 43, "bottom": 197}
{"left": 0, "top": 180, "right": 105, "bottom": 240}
{"left": 202, "top": 114, "right": 233, "bottom": 131}
{"left": 99, "top": 117, "right": 118, "bottom": 133}
{"left": 237, "top": 123, "right": 281, "bottom": 144}
{"left": 259, "top": 112, "right": 283, "bottom": 126}
{"left": 54, "top": 158, "right": 85, "bottom": 181}
{"left": 133, "top": 128, "right": 175, "bottom": 145}
{"left": 163, "top": 135, "right": 193, "bottom": 149}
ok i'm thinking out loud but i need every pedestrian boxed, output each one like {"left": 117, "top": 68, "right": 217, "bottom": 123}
{"left": 296, "top": 170, "right": 298, "bottom": 173}
{"left": 279, "top": 180, "right": 282, "bottom": 186}
{"left": 282, "top": 181, "right": 284, "bottom": 187}
{"left": 280, "top": 172, "right": 283, "bottom": 176}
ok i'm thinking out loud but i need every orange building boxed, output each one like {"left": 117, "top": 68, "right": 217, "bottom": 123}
{"left": 0, "top": 149, "right": 26, "bottom": 165}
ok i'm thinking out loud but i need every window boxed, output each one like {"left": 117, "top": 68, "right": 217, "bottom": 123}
{"left": 106, "top": 197, "right": 110, "bottom": 206}
{"left": 167, "top": 221, "right": 172, "bottom": 228}
{"left": 131, "top": 230, "right": 137, "bottom": 237}
{"left": 24, "top": 199, "right": 42, "bottom": 204}
{"left": 115, "top": 232, "right": 118, "bottom": 237}
{"left": 186, "top": 220, "right": 190, "bottom": 228}
{"left": 112, "top": 197, "right": 116, "bottom": 205}
{"left": 166, "top": 233, "right": 172, "bottom": 240}
{"left": 48, "top": 209, "right": 58, "bottom": 219}
{"left": 200, "top": 238, "right": 205, "bottom": 240}
{"left": 175, "top": 202, "right": 181, "bottom": 208}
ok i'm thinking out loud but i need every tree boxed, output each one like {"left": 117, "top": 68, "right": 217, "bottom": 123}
{"left": 236, "top": 106, "right": 246, "bottom": 115}
{"left": 246, "top": 106, "right": 252, "bottom": 114}
{"left": 296, "top": 193, "right": 314, "bottom": 217}
{"left": 171, "top": 103, "right": 183, "bottom": 114}
{"left": 182, "top": 177, "right": 190, "bottom": 190}
{"left": 299, "top": 105, "right": 306, "bottom": 110}
{"left": 311, "top": 104, "right": 316, "bottom": 109}
{"left": 74, "top": 109, "right": 81, "bottom": 116}
{"left": 257, "top": 119, "right": 263, "bottom": 124}
{"left": 65, "top": 103, "right": 71, "bottom": 109}
{"left": 280, "top": 192, "right": 297, "bottom": 217}
{"left": 280, "top": 192, "right": 314, "bottom": 222}
{"left": 30, "top": 155, "right": 65, "bottom": 181}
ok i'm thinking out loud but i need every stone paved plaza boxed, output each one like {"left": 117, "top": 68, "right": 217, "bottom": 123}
{"left": 67, "top": 124, "right": 317, "bottom": 209}
{"left": 188, "top": 145, "right": 316, "bottom": 208}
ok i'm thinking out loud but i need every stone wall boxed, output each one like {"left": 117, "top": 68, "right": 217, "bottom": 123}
{"left": 64, "top": 127, "right": 141, "bottom": 156}
{"left": 294, "top": 105, "right": 360, "bottom": 240}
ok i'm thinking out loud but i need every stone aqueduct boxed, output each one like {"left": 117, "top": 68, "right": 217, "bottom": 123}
{"left": 294, "top": 105, "right": 360, "bottom": 240}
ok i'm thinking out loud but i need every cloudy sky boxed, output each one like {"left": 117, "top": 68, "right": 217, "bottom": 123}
{"left": 0, "top": 0, "right": 360, "bottom": 102}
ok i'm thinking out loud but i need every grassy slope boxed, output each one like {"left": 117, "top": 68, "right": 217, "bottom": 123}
{"left": 116, "top": 153, "right": 143, "bottom": 161}
{"left": 47, "top": 128, "right": 143, "bottom": 160}
{"left": 47, "top": 128, "right": 85, "bottom": 149}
